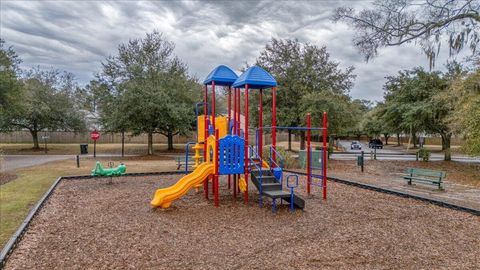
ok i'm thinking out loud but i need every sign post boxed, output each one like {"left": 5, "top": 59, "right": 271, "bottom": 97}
{"left": 41, "top": 134, "right": 50, "bottom": 154}
{"left": 90, "top": 130, "right": 100, "bottom": 158}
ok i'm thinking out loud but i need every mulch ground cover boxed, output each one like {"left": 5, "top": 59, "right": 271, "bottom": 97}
{"left": 4, "top": 174, "right": 480, "bottom": 269}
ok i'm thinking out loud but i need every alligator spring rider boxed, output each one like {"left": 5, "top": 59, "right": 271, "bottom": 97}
{"left": 150, "top": 65, "right": 327, "bottom": 212}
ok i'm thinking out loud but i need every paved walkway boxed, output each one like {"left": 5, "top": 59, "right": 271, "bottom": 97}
{"left": 1, "top": 154, "right": 137, "bottom": 172}
{"left": 2, "top": 155, "right": 74, "bottom": 172}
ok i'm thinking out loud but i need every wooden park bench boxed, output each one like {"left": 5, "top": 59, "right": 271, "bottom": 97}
{"left": 403, "top": 167, "right": 446, "bottom": 190}
{"left": 175, "top": 155, "right": 197, "bottom": 170}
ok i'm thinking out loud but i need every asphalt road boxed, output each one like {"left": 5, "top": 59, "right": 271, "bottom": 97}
{"left": 334, "top": 140, "right": 480, "bottom": 163}
{"left": 1, "top": 154, "right": 134, "bottom": 172}
{"left": 2, "top": 155, "right": 75, "bottom": 172}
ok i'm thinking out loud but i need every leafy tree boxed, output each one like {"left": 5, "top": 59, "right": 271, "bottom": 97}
{"left": 1, "top": 67, "right": 86, "bottom": 149}
{"left": 362, "top": 110, "right": 383, "bottom": 139}
{"left": 334, "top": 0, "right": 480, "bottom": 68}
{"left": 348, "top": 99, "right": 373, "bottom": 140}
{"left": 99, "top": 31, "right": 200, "bottom": 154}
{"left": 376, "top": 102, "right": 404, "bottom": 145}
{"left": 447, "top": 69, "right": 480, "bottom": 155}
{"left": 81, "top": 79, "right": 131, "bottom": 156}
{"left": 0, "top": 39, "right": 22, "bottom": 121}
{"left": 254, "top": 38, "right": 356, "bottom": 150}
{"left": 383, "top": 68, "right": 453, "bottom": 160}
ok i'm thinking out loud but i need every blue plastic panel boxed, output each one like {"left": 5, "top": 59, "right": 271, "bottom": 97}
{"left": 203, "top": 65, "right": 238, "bottom": 86}
{"left": 218, "top": 135, "right": 245, "bottom": 175}
{"left": 232, "top": 66, "right": 277, "bottom": 89}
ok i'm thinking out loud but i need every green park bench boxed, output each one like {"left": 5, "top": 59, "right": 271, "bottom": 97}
{"left": 175, "top": 155, "right": 197, "bottom": 170}
{"left": 403, "top": 167, "right": 446, "bottom": 190}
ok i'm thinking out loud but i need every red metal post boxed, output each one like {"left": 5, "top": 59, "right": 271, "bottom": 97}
{"left": 323, "top": 111, "right": 327, "bottom": 200}
{"left": 204, "top": 85, "right": 208, "bottom": 199}
{"left": 307, "top": 113, "right": 311, "bottom": 194}
{"left": 212, "top": 81, "right": 216, "bottom": 132}
{"left": 244, "top": 84, "right": 249, "bottom": 203}
{"left": 228, "top": 86, "right": 232, "bottom": 126}
{"left": 234, "top": 88, "right": 239, "bottom": 197}
{"left": 237, "top": 88, "right": 240, "bottom": 136}
{"left": 228, "top": 86, "right": 231, "bottom": 190}
{"left": 259, "top": 88, "right": 263, "bottom": 160}
{"left": 272, "top": 87, "right": 277, "bottom": 163}
{"left": 204, "top": 85, "right": 208, "bottom": 159}
{"left": 232, "top": 88, "right": 236, "bottom": 134}
{"left": 214, "top": 129, "right": 219, "bottom": 207}
{"left": 233, "top": 174, "right": 237, "bottom": 198}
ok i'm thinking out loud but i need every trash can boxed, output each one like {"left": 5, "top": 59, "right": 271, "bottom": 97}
{"left": 80, "top": 144, "right": 88, "bottom": 154}
{"left": 357, "top": 155, "right": 364, "bottom": 166}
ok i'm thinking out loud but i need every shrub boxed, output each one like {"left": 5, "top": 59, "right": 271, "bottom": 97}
{"left": 418, "top": 148, "right": 430, "bottom": 161}
{"left": 261, "top": 146, "right": 298, "bottom": 169}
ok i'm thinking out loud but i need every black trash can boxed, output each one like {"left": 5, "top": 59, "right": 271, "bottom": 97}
{"left": 80, "top": 144, "right": 88, "bottom": 154}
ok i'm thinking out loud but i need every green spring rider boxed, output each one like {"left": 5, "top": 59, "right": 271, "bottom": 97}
{"left": 91, "top": 161, "right": 126, "bottom": 177}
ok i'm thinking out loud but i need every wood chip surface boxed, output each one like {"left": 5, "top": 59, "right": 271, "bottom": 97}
{"left": 4, "top": 174, "right": 480, "bottom": 269}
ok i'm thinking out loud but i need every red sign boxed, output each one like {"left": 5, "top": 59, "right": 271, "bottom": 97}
{"left": 90, "top": 131, "right": 100, "bottom": 141}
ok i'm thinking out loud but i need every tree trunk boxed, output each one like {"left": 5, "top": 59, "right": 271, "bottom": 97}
{"left": 30, "top": 129, "right": 40, "bottom": 149}
{"left": 300, "top": 131, "right": 305, "bottom": 150}
{"left": 383, "top": 133, "right": 390, "bottom": 145}
{"left": 147, "top": 132, "right": 153, "bottom": 155}
{"left": 121, "top": 131, "right": 125, "bottom": 157}
{"left": 288, "top": 130, "right": 292, "bottom": 151}
{"left": 412, "top": 133, "right": 417, "bottom": 148}
{"left": 167, "top": 132, "right": 174, "bottom": 151}
{"left": 396, "top": 133, "right": 401, "bottom": 146}
{"left": 442, "top": 133, "right": 452, "bottom": 161}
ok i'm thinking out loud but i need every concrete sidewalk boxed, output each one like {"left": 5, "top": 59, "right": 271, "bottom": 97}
{"left": 1, "top": 154, "right": 137, "bottom": 172}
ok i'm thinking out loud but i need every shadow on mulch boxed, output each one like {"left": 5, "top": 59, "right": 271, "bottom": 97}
{"left": 0, "top": 172, "right": 17, "bottom": 185}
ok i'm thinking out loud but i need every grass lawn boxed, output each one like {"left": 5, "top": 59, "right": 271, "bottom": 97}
{"left": 0, "top": 157, "right": 177, "bottom": 248}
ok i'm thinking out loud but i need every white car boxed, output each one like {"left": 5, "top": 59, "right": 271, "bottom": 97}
{"left": 351, "top": 141, "right": 362, "bottom": 150}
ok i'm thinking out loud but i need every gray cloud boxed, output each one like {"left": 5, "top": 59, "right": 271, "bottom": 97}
{"left": 1, "top": 0, "right": 458, "bottom": 102}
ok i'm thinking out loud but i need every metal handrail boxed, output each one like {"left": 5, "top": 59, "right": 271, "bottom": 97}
{"left": 248, "top": 145, "right": 262, "bottom": 174}
{"left": 185, "top": 142, "right": 198, "bottom": 174}
{"left": 269, "top": 146, "right": 284, "bottom": 169}
{"left": 286, "top": 174, "right": 299, "bottom": 211}
{"left": 248, "top": 145, "right": 264, "bottom": 207}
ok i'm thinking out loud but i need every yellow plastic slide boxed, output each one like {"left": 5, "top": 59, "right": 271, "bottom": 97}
{"left": 151, "top": 162, "right": 214, "bottom": 208}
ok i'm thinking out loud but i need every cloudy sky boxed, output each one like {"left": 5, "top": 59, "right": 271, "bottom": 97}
{"left": 1, "top": 0, "right": 460, "bottom": 102}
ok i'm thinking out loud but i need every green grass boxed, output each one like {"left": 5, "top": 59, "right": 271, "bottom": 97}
{"left": 0, "top": 158, "right": 177, "bottom": 248}
{"left": 0, "top": 170, "right": 61, "bottom": 246}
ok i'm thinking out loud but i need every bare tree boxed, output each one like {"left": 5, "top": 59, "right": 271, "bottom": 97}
{"left": 333, "top": 0, "right": 480, "bottom": 67}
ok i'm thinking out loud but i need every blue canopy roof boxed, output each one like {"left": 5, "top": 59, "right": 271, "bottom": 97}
{"left": 232, "top": 66, "right": 277, "bottom": 89}
{"left": 203, "top": 65, "right": 238, "bottom": 86}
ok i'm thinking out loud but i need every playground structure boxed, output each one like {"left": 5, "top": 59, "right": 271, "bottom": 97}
{"left": 151, "top": 65, "right": 327, "bottom": 212}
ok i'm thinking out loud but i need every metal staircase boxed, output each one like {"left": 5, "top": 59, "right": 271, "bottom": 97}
{"left": 248, "top": 146, "right": 305, "bottom": 211}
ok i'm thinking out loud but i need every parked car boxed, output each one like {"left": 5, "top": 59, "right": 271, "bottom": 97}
{"left": 350, "top": 141, "right": 362, "bottom": 150}
{"left": 368, "top": 139, "right": 383, "bottom": 149}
